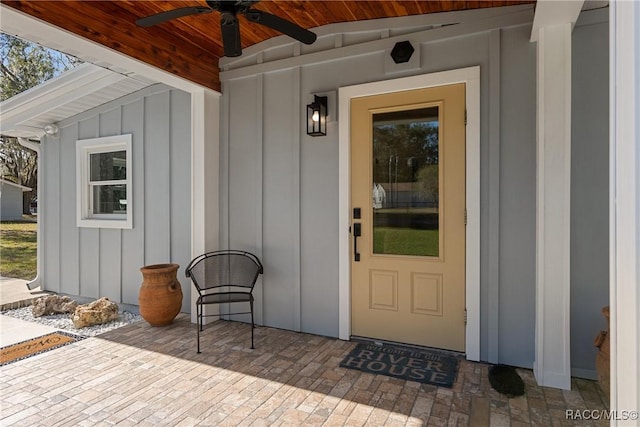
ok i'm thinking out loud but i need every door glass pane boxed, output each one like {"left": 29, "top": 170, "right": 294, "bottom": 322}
{"left": 372, "top": 106, "right": 439, "bottom": 257}
{"left": 90, "top": 151, "right": 127, "bottom": 181}
{"left": 92, "top": 184, "right": 127, "bottom": 214}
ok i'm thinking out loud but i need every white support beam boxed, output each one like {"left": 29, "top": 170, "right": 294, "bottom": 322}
{"left": 609, "top": 0, "right": 640, "bottom": 423}
{"left": 531, "top": 0, "right": 584, "bottom": 42}
{"left": 533, "top": 23, "right": 573, "bottom": 390}
{"left": 190, "top": 89, "right": 221, "bottom": 323}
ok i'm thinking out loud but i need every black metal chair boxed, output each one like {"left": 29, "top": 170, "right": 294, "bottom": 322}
{"left": 185, "top": 250, "right": 263, "bottom": 352}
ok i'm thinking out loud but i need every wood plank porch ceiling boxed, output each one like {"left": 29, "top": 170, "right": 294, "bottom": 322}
{"left": 3, "top": 1, "right": 535, "bottom": 92}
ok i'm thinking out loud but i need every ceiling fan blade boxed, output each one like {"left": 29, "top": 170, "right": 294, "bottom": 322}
{"left": 136, "top": 6, "right": 212, "bottom": 27}
{"left": 244, "top": 10, "right": 317, "bottom": 45}
{"left": 220, "top": 12, "right": 242, "bottom": 57}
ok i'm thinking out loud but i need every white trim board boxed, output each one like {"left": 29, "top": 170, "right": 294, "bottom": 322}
{"left": 338, "top": 66, "right": 481, "bottom": 361}
{"left": 609, "top": 0, "right": 640, "bottom": 420}
{"left": 533, "top": 22, "right": 572, "bottom": 391}
{"left": 190, "top": 89, "right": 222, "bottom": 323}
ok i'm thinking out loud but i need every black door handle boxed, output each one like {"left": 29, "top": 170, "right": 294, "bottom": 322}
{"left": 353, "top": 223, "right": 361, "bottom": 262}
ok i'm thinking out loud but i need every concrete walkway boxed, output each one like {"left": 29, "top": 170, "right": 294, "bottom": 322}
{"left": 0, "top": 315, "right": 59, "bottom": 347}
{"left": 0, "top": 277, "right": 50, "bottom": 311}
{"left": 0, "top": 277, "right": 58, "bottom": 347}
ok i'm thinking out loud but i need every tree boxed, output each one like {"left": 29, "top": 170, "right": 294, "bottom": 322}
{"left": 416, "top": 164, "right": 439, "bottom": 204}
{"left": 372, "top": 121, "right": 439, "bottom": 184}
{"left": 1, "top": 33, "right": 81, "bottom": 213}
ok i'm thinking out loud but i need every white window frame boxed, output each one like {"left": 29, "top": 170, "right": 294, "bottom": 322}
{"left": 76, "top": 134, "right": 132, "bottom": 229}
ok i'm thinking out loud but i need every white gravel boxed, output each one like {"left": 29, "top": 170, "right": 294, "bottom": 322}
{"left": 1, "top": 306, "right": 142, "bottom": 337}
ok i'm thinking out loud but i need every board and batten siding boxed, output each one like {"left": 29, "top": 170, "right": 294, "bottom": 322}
{"left": 220, "top": 6, "right": 609, "bottom": 376}
{"left": 221, "top": 9, "right": 539, "bottom": 365}
{"left": 41, "top": 84, "right": 192, "bottom": 313}
{"left": 570, "top": 14, "right": 610, "bottom": 379}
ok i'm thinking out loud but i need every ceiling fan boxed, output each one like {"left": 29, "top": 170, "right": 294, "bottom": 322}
{"left": 136, "top": 0, "right": 317, "bottom": 58}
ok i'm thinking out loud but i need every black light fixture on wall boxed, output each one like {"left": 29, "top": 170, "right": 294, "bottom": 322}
{"left": 307, "top": 95, "right": 328, "bottom": 136}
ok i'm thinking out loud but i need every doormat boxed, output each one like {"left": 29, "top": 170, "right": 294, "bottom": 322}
{"left": 488, "top": 364, "right": 525, "bottom": 397}
{"left": 340, "top": 342, "right": 460, "bottom": 388}
{"left": 0, "top": 332, "right": 85, "bottom": 367}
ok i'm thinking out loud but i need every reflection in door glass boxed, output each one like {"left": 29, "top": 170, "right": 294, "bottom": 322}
{"left": 372, "top": 107, "right": 439, "bottom": 257}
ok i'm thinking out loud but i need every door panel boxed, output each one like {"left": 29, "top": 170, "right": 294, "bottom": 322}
{"left": 350, "top": 84, "right": 466, "bottom": 351}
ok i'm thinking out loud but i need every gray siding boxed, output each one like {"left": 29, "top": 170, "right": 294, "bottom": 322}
{"left": 0, "top": 182, "right": 26, "bottom": 221}
{"left": 498, "top": 24, "right": 537, "bottom": 368}
{"left": 571, "top": 15, "right": 609, "bottom": 379}
{"left": 0, "top": 182, "right": 22, "bottom": 221}
{"left": 41, "top": 85, "right": 192, "bottom": 313}
{"left": 220, "top": 8, "right": 608, "bottom": 373}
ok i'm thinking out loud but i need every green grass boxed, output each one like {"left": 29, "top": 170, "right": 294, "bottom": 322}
{"left": 373, "top": 227, "right": 439, "bottom": 257}
{"left": 0, "top": 220, "right": 37, "bottom": 280}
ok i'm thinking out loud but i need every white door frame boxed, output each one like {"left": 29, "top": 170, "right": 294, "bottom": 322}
{"left": 338, "top": 66, "right": 481, "bottom": 361}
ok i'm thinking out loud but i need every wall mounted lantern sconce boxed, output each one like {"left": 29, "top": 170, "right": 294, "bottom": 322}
{"left": 307, "top": 95, "right": 328, "bottom": 136}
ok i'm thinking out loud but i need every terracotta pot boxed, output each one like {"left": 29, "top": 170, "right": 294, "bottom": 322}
{"left": 594, "top": 306, "right": 610, "bottom": 398}
{"left": 139, "top": 263, "right": 183, "bottom": 326}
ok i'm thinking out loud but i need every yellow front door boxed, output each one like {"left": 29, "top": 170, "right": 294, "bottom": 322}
{"left": 350, "top": 84, "right": 466, "bottom": 351}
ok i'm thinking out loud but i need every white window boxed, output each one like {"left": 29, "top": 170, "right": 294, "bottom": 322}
{"left": 76, "top": 134, "right": 132, "bottom": 229}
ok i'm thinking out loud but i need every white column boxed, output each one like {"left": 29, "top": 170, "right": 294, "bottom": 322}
{"left": 534, "top": 23, "right": 572, "bottom": 390}
{"left": 191, "top": 89, "right": 221, "bottom": 323}
{"left": 610, "top": 0, "right": 640, "bottom": 423}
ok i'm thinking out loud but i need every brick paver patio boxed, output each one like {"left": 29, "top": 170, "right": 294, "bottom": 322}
{"left": 0, "top": 314, "right": 609, "bottom": 426}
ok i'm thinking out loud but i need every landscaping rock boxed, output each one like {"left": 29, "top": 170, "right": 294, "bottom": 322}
{"left": 72, "top": 297, "right": 119, "bottom": 329}
{"left": 32, "top": 295, "right": 78, "bottom": 317}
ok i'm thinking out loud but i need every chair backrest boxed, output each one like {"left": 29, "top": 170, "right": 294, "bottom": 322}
{"left": 185, "top": 250, "right": 263, "bottom": 293}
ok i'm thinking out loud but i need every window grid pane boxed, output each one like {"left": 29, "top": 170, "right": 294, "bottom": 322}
{"left": 89, "top": 150, "right": 127, "bottom": 182}
{"left": 90, "top": 183, "right": 127, "bottom": 215}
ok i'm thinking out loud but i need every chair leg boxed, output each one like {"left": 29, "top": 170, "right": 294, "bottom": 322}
{"left": 250, "top": 299, "right": 255, "bottom": 349}
{"left": 197, "top": 303, "right": 201, "bottom": 354}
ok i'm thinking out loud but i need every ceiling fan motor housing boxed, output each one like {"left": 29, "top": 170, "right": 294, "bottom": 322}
{"left": 206, "top": 0, "right": 255, "bottom": 13}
